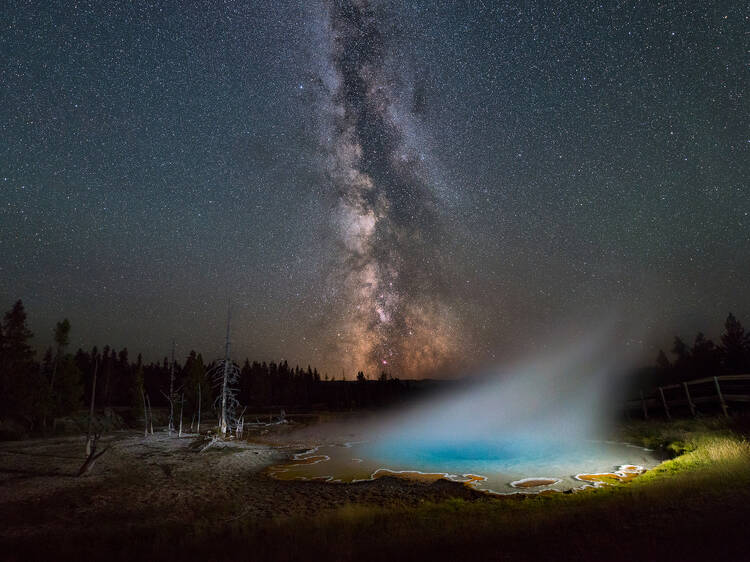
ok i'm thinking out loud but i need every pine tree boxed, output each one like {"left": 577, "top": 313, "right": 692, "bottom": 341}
{"left": 132, "top": 356, "right": 145, "bottom": 418}
{"left": 101, "top": 346, "right": 112, "bottom": 407}
{"left": 720, "top": 313, "right": 750, "bottom": 374}
{"left": 691, "top": 332, "right": 721, "bottom": 378}
{"left": 49, "top": 318, "right": 71, "bottom": 393}
{"left": 0, "top": 301, "right": 44, "bottom": 424}
{"left": 52, "top": 356, "right": 83, "bottom": 418}
{"left": 671, "top": 337, "right": 690, "bottom": 362}
{"left": 655, "top": 349, "right": 671, "bottom": 370}
{"left": 184, "top": 350, "right": 209, "bottom": 417}
{"left": 116, "top": 347, "right": 131, "bottom": 406}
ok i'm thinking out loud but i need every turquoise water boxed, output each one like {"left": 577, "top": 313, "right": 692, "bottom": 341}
{"left": 269, "top": 439, "right": 663, "bottom": 494}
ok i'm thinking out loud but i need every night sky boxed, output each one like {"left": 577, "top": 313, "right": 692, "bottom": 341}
{"left": 1, "top": 1, "right": 747, "bottom": 377}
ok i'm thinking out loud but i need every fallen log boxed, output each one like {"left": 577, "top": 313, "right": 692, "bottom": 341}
{"left": 199, "top": 436, "right": 221, "bottom": 453}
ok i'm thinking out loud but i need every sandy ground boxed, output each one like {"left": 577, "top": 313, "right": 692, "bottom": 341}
{"left": 0, "top": 424, "right": 490, "bottom": 544}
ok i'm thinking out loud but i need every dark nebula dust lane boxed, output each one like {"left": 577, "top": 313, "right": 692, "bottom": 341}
{"left": 319, "top": 0, "right": 461, "bottom": 377}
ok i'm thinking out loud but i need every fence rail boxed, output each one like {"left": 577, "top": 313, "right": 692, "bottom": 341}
{"left": 625, "top": 374, "right": 750, "bottom": 420}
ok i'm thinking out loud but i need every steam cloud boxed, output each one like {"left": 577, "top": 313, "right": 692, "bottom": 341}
{"left": 365, "top": 328, "right": 632, "bottom": 459}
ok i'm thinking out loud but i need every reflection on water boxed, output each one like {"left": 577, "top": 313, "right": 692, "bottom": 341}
{"left": 268, "top": 440, "right": 662, "bottom": 494}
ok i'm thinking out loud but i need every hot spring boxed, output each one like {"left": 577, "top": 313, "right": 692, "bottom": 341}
{"left": 268, "top": 439, "right": 661, "bottom": 493}
{"left": 271, "top": 331, "right": 663, "bottom": 492}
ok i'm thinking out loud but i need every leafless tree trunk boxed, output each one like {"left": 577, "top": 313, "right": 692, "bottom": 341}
{"left": 85, "top": 359, "right": 98, "bottom": 456}
{"left": 220, "top": 361, "right": 229, "bottom": 436}
{"left": 219, "top": 306, "right": 231, "bottom": 436}
{"left": 236, "top": 407, "right": 247, "bottom": 439}
{"left": 48, "top": 347, "right": 61, "bottom": 432}
{"left": 197, "top": 383, "right": 201, "bottom": 434}
{"left": 141, "top": 387, "right": 149, "bottom": 437}
{"left": 145, "top": 393, "right": 154, "bottom": 434}
{"left": 163, "top": 391, "right": 175, "bottom": 434}
{"left": 178, "top": 392, "right": 184, "bottom": 437}
{"left": 168, "top": 340, "right": 176, "bottom": 435}
{"left": 77, "top": 433, "right": 110, "bottom": 477}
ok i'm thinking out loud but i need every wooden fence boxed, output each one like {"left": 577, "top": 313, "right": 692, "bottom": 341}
{"left": 626, "top": 374, "right": 750, "bottom": 420}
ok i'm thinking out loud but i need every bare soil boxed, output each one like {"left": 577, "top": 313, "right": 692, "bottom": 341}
{"left": 0, "top": 425, "right": 489, "bottom": 546}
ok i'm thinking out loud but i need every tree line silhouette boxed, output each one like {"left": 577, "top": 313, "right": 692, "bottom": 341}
{"left": 638, "top": 313, "right": 750, "bottom": 389}
{"left": 6, "top": 298, "right": 747, "bottom": 434}
{"left": 0, "top": 300, "right": 422, "bottom": 433}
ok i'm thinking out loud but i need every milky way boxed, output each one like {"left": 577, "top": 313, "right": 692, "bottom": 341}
{"left": 314, "top": 0, "right": 461, "bottom": 377}
{"left": 1, "top": 1, "right": 747, "bottom": 374}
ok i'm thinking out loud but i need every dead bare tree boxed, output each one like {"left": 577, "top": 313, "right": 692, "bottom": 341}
{"left": 48, "top": 318, "right": 71, "bottom": 431}
{"left": 140, "top": 387, "right": 149, "bottom": 437}
{"left": 168, "top": 340, "right": 176, "bottom": 435}
{"left": 199, "top": 435, "right": 221, "bottom": 453}
{"left": 145, "top": 393, "right": 154, "bottom": 434}
{"left": 196, "top": 382, "right": 201, "bottom": 434}
{"left": 178, "top": 392, "right": 185, "bottom": 437}
{"left": 85, "top": 359, "right": 99, "bottom": 456}
{"left": 49, "top": 319, "right": 70, "bottom": 390}
{"left": 235, "top": 406, "right": 247, "bottom": 439}
{"left": 210, "top": 360, "right": 240, "bottom": 437}
{"left": 209, "top": 304, "right": 241, "bottom": 437}
{"left": 77, "top": 432, "right": 110, "bottom": 477}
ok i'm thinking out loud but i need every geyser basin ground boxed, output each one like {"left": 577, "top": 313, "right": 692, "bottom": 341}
{"left": 268, "top": 439, "right": 662, "bottom": 494}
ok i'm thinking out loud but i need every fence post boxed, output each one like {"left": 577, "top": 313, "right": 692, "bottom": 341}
{"left": 682, "top": 382, "right": 696, "bottom": 417}
{"left": 640, "top": 390, "right": 648, "bottom": 420}
{"left": 714, "top": 376, "right": 729, "bottom": 418}
{"left": 658, "top": 386, "right": 671, "bottom": 420}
